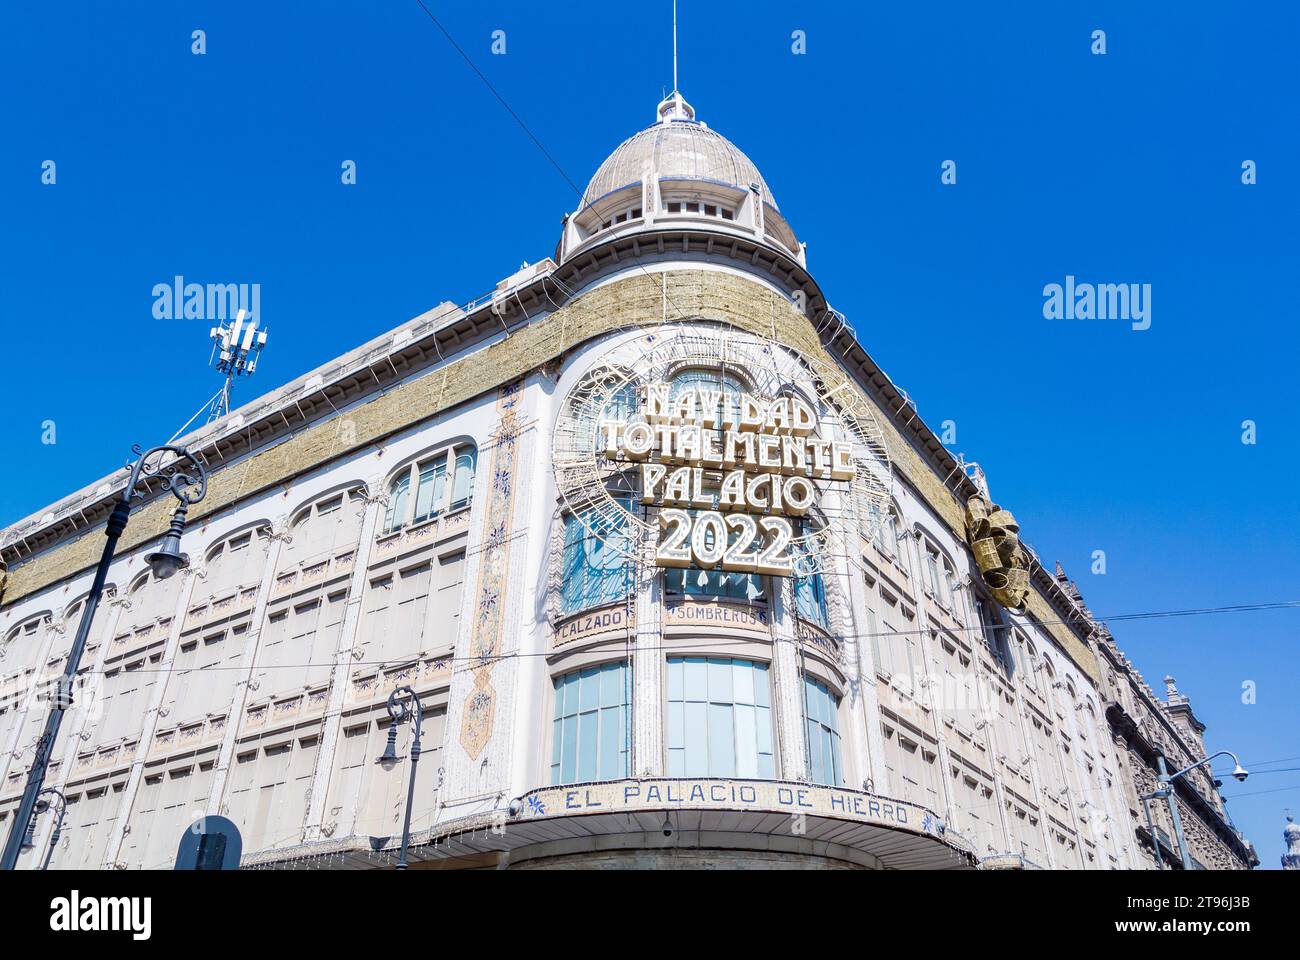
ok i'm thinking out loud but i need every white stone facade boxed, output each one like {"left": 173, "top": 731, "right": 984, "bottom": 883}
{"left": 0, "top": 93, "right": 1249, "bottom": 870}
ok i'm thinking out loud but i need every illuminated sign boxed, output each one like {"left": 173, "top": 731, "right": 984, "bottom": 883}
{"left": 597, "top": 383, "right": 857, "bottom": 576}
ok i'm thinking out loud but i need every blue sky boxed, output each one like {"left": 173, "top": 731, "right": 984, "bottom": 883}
{"left": 1, "top": 2, "right": 1296, "bottom": 866}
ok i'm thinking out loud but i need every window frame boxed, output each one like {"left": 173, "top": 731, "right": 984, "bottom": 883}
{"left": 560, "top": 503, "right": 633, "bottom": 617}
{"left": 802, "top": 675, "right": 844, "bottom": 785}
{"left": 664, "top": 656, "right": 776, "bottom": 779}
{"left": 550, "top": 660, "right": 631, "bottom": 785}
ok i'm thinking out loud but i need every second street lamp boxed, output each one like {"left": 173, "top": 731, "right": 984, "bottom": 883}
{"left": 375, "top": 685, "right": 424, "bottom": 871}
{"left": 0, "top": 444, "right": 207, "bottom": 871}
{"left": 20, "top": 788, "right": 67, "bottom": 871}
{"left": 1159, "top": 750, "right": 1248, "bottom": 870}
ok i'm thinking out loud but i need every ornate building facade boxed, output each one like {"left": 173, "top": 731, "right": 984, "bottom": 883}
{"left": 0, "top": 92, "right": 1253, "bottom": 870}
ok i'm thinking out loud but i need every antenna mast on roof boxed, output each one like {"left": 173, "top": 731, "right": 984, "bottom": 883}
{"left": 206, "top": 308, "right": 268, "bottom": 422}
{"left": 672, "top": 0, "right": 679, "bottom": 93}
{"left": 167, "top": 308, "right": 270, "bottom": 443}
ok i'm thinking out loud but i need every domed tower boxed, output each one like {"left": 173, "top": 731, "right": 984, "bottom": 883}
{"left": 1283, "top": 814, "right": 1300, "bottom": 870}
{"left": 556, "top": 91, "right": 804, "bottom": 267}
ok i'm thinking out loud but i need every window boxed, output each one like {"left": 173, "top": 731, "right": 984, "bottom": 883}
{"left": 561, "top": 507, "right": 631, "bottom": 615}
{"left": 803, "top": 676, "right": 843, "bottom": 785}
{"left": 664, "top": 199, "right": 733, "bottom": 220}
{"left": 384, "top": 474, "right": 410, "bottom": 533}
{"left": 666, "top": 657, "right": 774, "bottom": 778}
{"left": 121, "top": 761, "right": 217, "bottom": 869}
{"left": 84, "top": 650, "right": 164, "bottom": 748}
{"left": 1019, "top": 637, "right": 1038, "bottom": 692}
{"left": 663, "top": 509, "right": 763, "bottom": 602}
{"left": 224, "top": 732, "right": 321, "bottom": 853}
{"left": 867, "top": 502, "right": 903, "bottom": 562}
{"left": 413, "top": 461, "right": 446, "bottom": 524}
{"left": 195, "top": 528, "right": 268, "bottom": 603}
{"left": 450, "top": 448, "right": 476, "bottom": 509}
{"left": 254, "top": 591, "right": 345, "bottom": 692}
{"left": 324, "top": 707, "right": 445, "bottom": 840}
{"left": 596, "top": 207, "right": 643, "bottom": 232}
{"left": 383, "top": 443, "right": 476, "bottom": 534}
{"left": 162, "top": 626, "right": 244, "bottom": 727}
{"left": 865, "top": 604, "right": 885, "bottom": 675}
{"left": 285, "top": 489, "right": 364, "bottom": 565}
{"left": 47, "top": 782, "right": 126, "bottom": 870}
{"left": 924, "top": 545, "right": 953, "bottom": 609}
{"left": 551, "top": 661, "right": 629, "bottom": 784}
{"left": 793, "top": 543, "right": 829, "bottom": 629}
{"left": 877, "top": 592, "right": 918, "bottom": 690}
{"left": 429, "top": 550, "right": 466, "bottom": 642}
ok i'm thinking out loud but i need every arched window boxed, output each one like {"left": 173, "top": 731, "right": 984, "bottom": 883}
{"left": 922, "top": 539, "right": 955, "bottom": 610}
{"left": 200, "top": 527, "right": 270, "bottom": 600}
{"left": 0, "top": 616, "right": 48, "bottom": 767}
{"left": 284, "top": 488, "right": 365, "bottom": 566}
{"left": 382, "top": 442, "right": 477, "bottom": 535}
{"left": 561, "top": 504, "right": 632, "bottom": 616}
{"left": 1019, "top": 636, "right": 1039, "bottom": 692}
{"left": 123, "top": 569, "right": 183, "bottom": 630}
{"left": 866, "top": 502, "right": 906, "bottom": 571}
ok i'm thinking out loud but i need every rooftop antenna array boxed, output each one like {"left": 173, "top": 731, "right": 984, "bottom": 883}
{"left": 167, "top": 308, "right": 270, "bottom": 443}
{"left": 207, "top": 308, "right": 268, "bottom": 422}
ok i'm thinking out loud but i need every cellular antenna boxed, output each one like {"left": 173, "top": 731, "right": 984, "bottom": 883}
{"left": 168, "top": 308, "right": 270, "bottom": 443}
{"left": 206, "top": 308, "right": 268, "bottom": 422}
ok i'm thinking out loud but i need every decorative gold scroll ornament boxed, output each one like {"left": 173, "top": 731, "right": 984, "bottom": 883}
{"left": 965, "top": 495, "right": 1030, "bottom": 611}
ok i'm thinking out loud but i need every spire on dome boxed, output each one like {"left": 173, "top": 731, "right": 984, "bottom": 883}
{"left": 658, "top": 2, "right": 695, "bottom": 123}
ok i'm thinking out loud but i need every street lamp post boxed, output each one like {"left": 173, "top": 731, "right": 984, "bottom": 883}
{"left": 375, "top": 685, "right": 423, "bottom": 871}
{"left": 1157, "top": 749, "right": 1248, "bottom": 871}
{"left": 0, "top": 444, "right": 207, "bottom": 871}
{"left": 20, "top": 788, "right": 67, "bottom": 871}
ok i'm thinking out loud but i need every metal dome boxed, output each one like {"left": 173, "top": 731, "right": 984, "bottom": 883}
{"left": 580, "top": 93, "right": 777, "bottom": 212}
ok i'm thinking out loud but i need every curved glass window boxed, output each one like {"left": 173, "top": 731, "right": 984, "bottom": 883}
{"left": 602, "top": 382, "right": 638, "bottom": 422}
{"left": 803, "top": 676, "right": 843, "bottom": 785}
{"left": 561, "top": 505, "right": 632, "bottom": 615}
{"left": 666, "top": 657, "right": 774, "bottom": 778}
{"left": 551, "top": 661, "right": 630, "bottom": 784}
{"left": 793, "top": 541, "right": 828, "bottom": 629}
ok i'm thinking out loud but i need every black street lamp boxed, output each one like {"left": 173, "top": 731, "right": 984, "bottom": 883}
{"left": 20, "top": 788, "right": 67, "bottom": 871}
{"left": 374, "top": 685, "right": 423, "bottom": 871}
{"left": 1, "top": 444, "right": 207, "bottom": 870}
